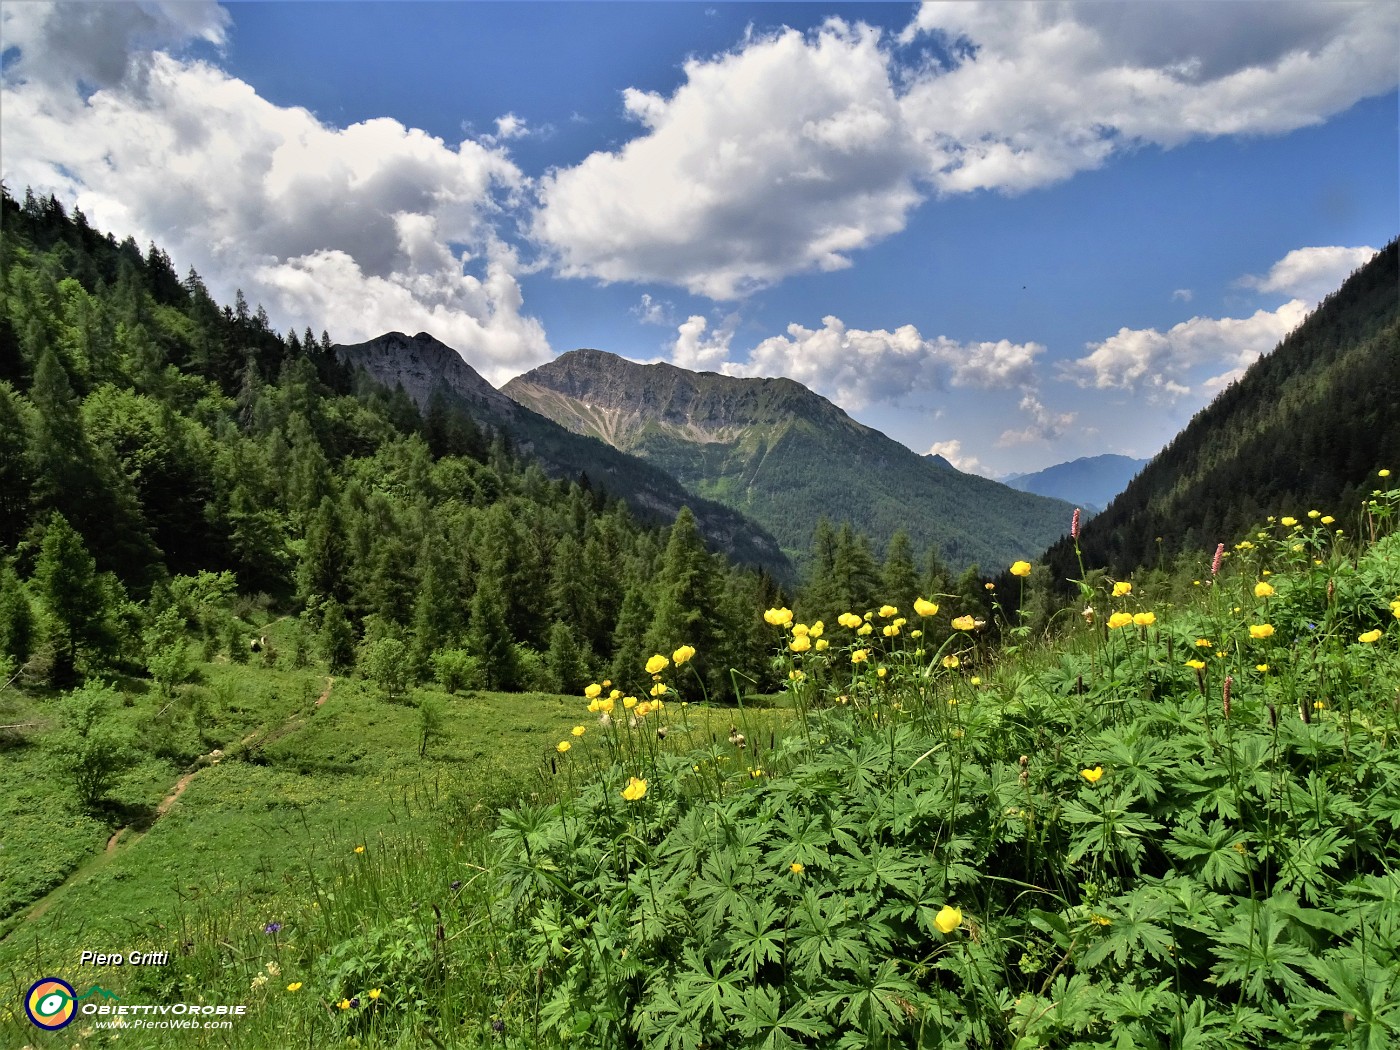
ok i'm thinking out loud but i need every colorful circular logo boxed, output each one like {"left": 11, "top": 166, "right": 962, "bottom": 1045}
{"left": 25, "top": 977, "right": 77, "bottom": 1030}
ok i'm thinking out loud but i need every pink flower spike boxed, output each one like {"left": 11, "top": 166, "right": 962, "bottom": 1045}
{"left": 1211, "top": 543, "right": 1225, "bottom": 577}
{"left": 1071, "top": 508, "right": 1081, "bottom": 540}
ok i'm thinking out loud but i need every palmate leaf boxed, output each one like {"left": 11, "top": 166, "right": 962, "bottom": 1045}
{"left": 1299, "top": 948, "right": 1400, "bottom": 1049}
{"left": 728, "top": 897, "right": 785, "bottom": 979}
{"left": 812, "top": 958, "right": 921, "bottom": 1038}
{"left": 834, "top": 839, "right": 921, "bottom": 899}
{"left": 674, "top": 946, "right": 745, "bottom": 1029}
{"left": 1276, "top": 826, "right": 1350, "bottom": 903}
{"left": 634, "top": 983, "right": 705, "bottom": 1050}
{"left": 1079, "top": 887, "right": 1176, "bottom": 970}
{"left": 788, "top": 890, "right": 869, "bottom": 982}
{"left": 1211, "top": 897, "right": 1316, "bottom": 1004}
{"left": 732, "top": 985, "right": 834, "bottom": 1048}
{"left": 1164, "top": 818, "right": 1254, "bottom": 890}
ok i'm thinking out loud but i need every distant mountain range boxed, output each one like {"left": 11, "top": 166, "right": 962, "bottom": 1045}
{"left": 1049, "top": 238, "right": 1399, "bottom": 579}
{"left": 504, "top": 350, "right": 1075, "bottom": 570}
{"left": 335, "top": 332, "right": 790, "bottom": 575}
{"left": 1004, "top": 454, "right": 1148, "bottom": 513}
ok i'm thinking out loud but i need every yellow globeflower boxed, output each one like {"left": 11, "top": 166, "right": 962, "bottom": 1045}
{"left": 1112, "top": 581, "right": 1132, "bottom": 597}
{"left": 970, "top": 676, "right": 981, "bottom": 685}
{"left": 645, "top": 654, "right": 669, "bottom": 675}
{"left": 792, "top": 623, "right": 810, "bottom": 637}
{"left": 1133, "top": 612, "right": 1155, "bottom": 627}
{"left": 556, "top": 741, "right": 571, "bottom": 753}
{"left": 672, "top": 644, "right": 696, "bottom": 665}
{"left": 1081, "top": 766, "right": 1105, "bottom": 784}
{"left": 790, "top": 862, "right": 805, "bottom": 875}
{"left": 838, "top": 612, "right": 862, "bottom": 629}
{"left": 1322, "top": 515, "right": 1335, "bottom": 525}
{"left": 809, "top": 621, "right": 824, "bottom": 638}
{"left": 1281, "top": 516, "right": 1297, "bottom": 527}
{"left": 851, "top": 649, "right": 870, "bottom": 664}
{"left": 571, "top": 725, "right": 586, "bottom": 737}
{"left": 951, "top": 615, "right": 976, "bottom": 631}
{"left": 622, "top": 695, "right": 638, "bottom": 710}
{"left": 1010, "top": 561, "right": 1032, "bottom": 578}
{"left": 914, "top": 597, "right": 939, "bottom": 617}
{"left": 1359, "top": 629, "right": 1383, "bottom": 644}
{"left": 789, "top": 635, "right": 812, "bottom": 653}
{"left": 650, "top": 682, "right": 668, "bottom": 697}
{"left": 599, "top": 697, "right": 616, "bottom": 713}
{"left": 764, "top": 607, "right": 793, "bottom": 627}
{"left": 354, "top": 845, "right": 365, "bottom": 854}
{"left": 879, "top": 604, "right": 898, "bottom": 618}
{"left": 1380, "top": 469, "right": 1392, "bottom": 478}
{"left": 584, "top": 683, "right": 602, "bottom": 699}
{"left": 815, "top": 638, "right": 829, "bottom": 651}
{"left": 1391, "top": 599, "right": 1400, "bottom": 619}
{"left": 338, "top": 998, "right": 352, "bottom": 1010}
{"left": 857, "top": 623, "right": 873, "bottom": 636}
{"left": 369, "top": 989, "right": 381, "bottom": 1001}
{"left": 1254, "top": 581, "right": 1274, "bottom": 597}
{"left": 934, "top": 905, "right": 962, "bottom": 934}
{"left": 1308, "top": 510, "right": 1321, "bottom": 518}
{"left": 942, "top": 655, "right": 960, "bottom": 669}
{"left": 882, "top": 624, "right": 899, "bottom": 638}
{"left": 1249, "top": 624, "right": 1275, "bottom": 639}
{"left": 1185, "top": 659, "right": 1206, "bottom": 670}
{"left": 621, "top": 776, "right": 648, "bottom": 801}
{"left": 1195, "top": 638, "right": 1213, "bottom": 648}
{"left": 286, "top": 982, "right": 303, "bottom": 992}
{"left": 1107, "top": 612, "right": 1134, "bottom": 629}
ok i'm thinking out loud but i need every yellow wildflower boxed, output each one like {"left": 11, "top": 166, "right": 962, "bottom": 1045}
{"left": 851, "top": 649, "right": 869, "bottom": 664}
{"left": 369, "top": 989, "right": 381, "bottom": 1001}
{"left": 584, "top": 683, "right": 602, "bottom": 699}
{"left": 970, "top": 676, "right": 981, "bottom": 685}
{"left": 1090, "top": 915, "right": 1112, "bottom": 927}
{"left": 788, "top": 669, "right": 805, "bottom": 681}
{"left": 942, "top": 655, "right": 960, "bottom": 669}
{"left": 1133, "top": 612, "right": 1155, "bottom": 626}
{"left": 623, "top": 695, "right": 638, "bottom": 709}
{"left": 934, "top": 905, "right": 962, "bottom": 934}
{"left": 1107, "top": 612, "right": 1134, "bottom": 629}
{"left": 815, "top": 638, "right": 829, "bottom": 651}
{"left": 763, "top": 607, "right": 793, "bottom": 627}
{"left": 1256, "top": 664, "right": 1269, "bottom": 673}
{"left": 1322, "top": 515, "right": 1334, "bottom": 524}
{"left": 1081, "top": 766, "right": 1104, "bottom": 783}
{"left": 286, "top": 983, "right": 302, "bottom": 992}
{"left": 556, "top": 741, "right": 571, "bottom": 753}
{"left": 1249, "top": 624, "right": 1275, "bottom": 639}
{"left": 621, "top": 777, "right": 648, "bottom": 801}
{"left": 857, "top": 623, "right": 873, "bottom": 636}
{"left": 985, "top": 582, "right": 996, "bottom": 591}
{"left": 646, "top": 654, "right": 669, "bottom": 675}
{"left": 1281, "top": 516, "right": 1297, "bottom": 527}
{"left": 1359, "top": 629, "right": 1382, "bottom": 644}
{"left": 650, "top": 682, "right": 668, "bottom": 697}
{"left": 1308, "top": 510, "right": 1321, "bottom": 519}
{"left": 838, "top": 612, "right": 862, "bottom": 629}
{"left": 882, "top": 624, "right": 899, "bottom": 638}
{"left": 339, "top": 998, "right": 352, "bottom": 1010}
{"left": 809, "top": 621, "right": 824, "bottom": 637}
{"left": 1010, "top": 561, "right": 1032, "bottom": 577}
{"left": 792, "top": 623, "right": 809, "bottom": 637}
{"left": 1112, "top": 581, "right": 1132, "bottom": 597}
{"left": 879, "top": 604, "right": 898, "bottom": 618}
{"left": 951, "top": 615, "right": 976, "bottom": 631}
{"left": 1381, "top": 469, "right": 1392, "bottom": 478}
{"left": 789, "top": 635, "right": 812, "bottom": 653}
{"left": 354, "top": 845, "right": 365, "bottom": 854}
{"left": 790, "top": 862, "right": 805, "bottom": 875}
{"left": 571, "top": 725, "right": 586, "bottom": 737}
{"left": 1185, "top": 659, "right": 1206, "bottom": 670}
{"left": 672, "top": 644, "right": 696, "bottom": 665}
{"left": 1254, "top": 581, "right": 1274, "bottom": 598}
{"left": 877, "top": 667, "right": 887, "bottom": 678}
{"left": 599, "top": 697, "right": 615, "bottom": 713}
{"left": 914, "top": 597, "right": 939, "bottom": 617}
{"left": 750, "top": 768, "right": 765, "bottom": 779}
{"left": 1195, "top": 638, "right": 1213, "bottom": 647}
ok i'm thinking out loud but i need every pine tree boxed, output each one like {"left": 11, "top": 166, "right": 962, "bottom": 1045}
{"left": 296, "top": 496, "right": 347, "bottom": 617}
{"left": 320, "top": 600, "right": 356, "bottom": 673}
{"left": 0, "top": 558, "right": 35, "bottom": 668}
{"left": 545, "top": 619, "right": 586, "bottom": 695}
{"left": 644, "top": 508, "right": 720, "bottom": 690}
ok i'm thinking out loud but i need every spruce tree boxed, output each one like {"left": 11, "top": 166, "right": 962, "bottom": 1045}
{"left": 468, "top": 576, "right": 517, "bottom": 691}
{"left": 644, "top": 508, "right": 720, "bottom": 691}
{"left": 881, "top": 530, "right": 920, "bottom": 612}
{"left": 33, "top": 512, "right": 114, "bottom": 685}
{"left": 0, "top": 558, "right": 35, "bottom": 668}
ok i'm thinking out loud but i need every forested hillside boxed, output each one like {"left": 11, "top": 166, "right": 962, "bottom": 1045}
{"left": 505, "top": 349, "right": 1076, "bottom": 570}
{"left": 1048, "top": 239, "right": 1400, "bottom": 580}
{"left": 0, "top": 186, "right": 779, "bottom": 695}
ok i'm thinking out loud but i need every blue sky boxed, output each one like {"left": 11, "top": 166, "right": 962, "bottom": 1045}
{"left": 3, "top": 1, "right": 1396, "bottom": 476}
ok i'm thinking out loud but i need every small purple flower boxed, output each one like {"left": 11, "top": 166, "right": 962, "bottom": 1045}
{"left": 264, "top": 922, "right": 282, "bottom": 934}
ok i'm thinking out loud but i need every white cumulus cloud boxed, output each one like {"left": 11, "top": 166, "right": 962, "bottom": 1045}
{"left": 997, "top": 394, "right": 1078, "bottom": 447}
{"left": 532, "top": 3, "right": 1397, "bottom": 299}
{"left": 708, "top": 314, "right": 1042, "bottom": 409}
{"left": 926, "top": 439, "right": 987, "bottom": 476}
{"left": 1238, "top": 245, "right": 1379, "bottom": 302}
{"left": 0, "top": 3, "right": 552, "bottom": 383}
